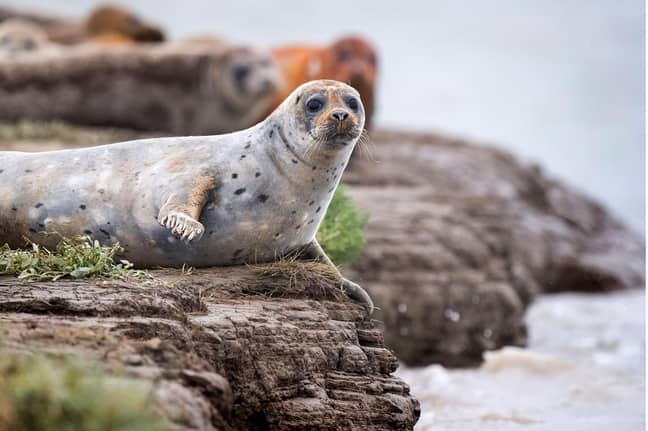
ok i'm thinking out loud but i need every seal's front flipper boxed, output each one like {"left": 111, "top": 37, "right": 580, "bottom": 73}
{"left": 158, "top": 175, "right": 216, "bottom": 243}
{"left": 159, "top": 211, "right": 204, "bottom": 242}
{"left": 299, "top": 240, "right": 374, "bottom": 315}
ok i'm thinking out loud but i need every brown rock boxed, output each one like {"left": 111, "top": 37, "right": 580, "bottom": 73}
{"left": 0, "top": 265, "right": 420, "bottom": 430}
{"left": 344, "top": 130, "right": 643, "bottom": 366}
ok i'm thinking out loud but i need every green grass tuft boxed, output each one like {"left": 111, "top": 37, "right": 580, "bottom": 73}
{"left": 0, "top": 353, "right": 164, "bottom": 431}
{"left": 317, "top": 184, "right": 368, "bottom": 265}
{"left": 0, "top": 235, "right": 148, "bottom": 281}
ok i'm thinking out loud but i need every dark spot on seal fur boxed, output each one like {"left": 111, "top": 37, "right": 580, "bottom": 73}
{"left": 308, "top": 219, "right": 314, "bottom": 224}
{"left": 98, "top": 189, "right": 105, "bottom": 194}
{"left": 25, "top": 169, "right": 32, "bottom": 173}
{"left": 233, "top": 248, "right": 244, "bottom": 257}
{"left": 274, "top": 233, "right": 281, "bottom": 238}
{"left": 84, "top": 230, "right": 92, "bottom": 235}
{"left": 269, "top": 130, "right": 274, "bottom": 138}
{"left": 234, "top": 188, "right": 246, "bottom": 195}
{"left": 11, "top": 207, "right": 17, "bottom": 211}
{"left": 79, "top": 204, "right": 86, "bottom": 210}
{"left": 291, "top": 159, "right": 298, "bottom": 164}
{"left": 308, "top": 201, "right": 314, "bottom": 206}
{"left": 295, "top": 225, "right": 301, "bottom": 230}
{"left": 255, "top": 172, "right": 261, "bottom": 177}
{"left": 258, "top": 194, "right": 269, "bottom": 203}
{"left": 316, "top": 206, "right": 321, "bottom": 213}
{"left": 296, "top": 95, "right": 301, "bottom": 104}
{"left": 232, "top": 173, "right": 238, "bottom": 179}
{"left": 291, "top": 210, "right": 297, "bottom": 214}
{"left": 99, "top": 229, "right": 110, "bottom": 237}
{"left": 240, "top": 155, "right": 246, "bottom": 160}
{"left": 29, "top": 228, "right": 36, "bottom": 233}
{"left": 34, "top": 203, "right": 43, "bottom": 208}
{"left": 0, "top": 169, "right": 3, "bottom": 174}
{"left": 38, "top": 223, "right": 45, "bottom": 228}
{"left": 312, "top": 166, "right": 317, "bottom": 170}
{"left": 245, "top": 142, "right": 251, "bottom": 149}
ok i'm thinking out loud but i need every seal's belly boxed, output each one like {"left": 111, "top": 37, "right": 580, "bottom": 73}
{"left": 125, "top": 198, "right": 324, "bottom": 268}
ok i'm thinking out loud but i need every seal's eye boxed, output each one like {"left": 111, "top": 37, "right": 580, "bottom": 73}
{"left": 306, "top": 97, "right": 324, "bottom": 113}
{"left": 345, "top": 97, "right": 359, "bottom": 112}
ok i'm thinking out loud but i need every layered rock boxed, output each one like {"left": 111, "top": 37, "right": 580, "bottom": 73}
{"left": 0, "top": 266, "right": 420, "bottom": 430}
{"left": 344, "top": 130, "right": 644, "bottom": 366}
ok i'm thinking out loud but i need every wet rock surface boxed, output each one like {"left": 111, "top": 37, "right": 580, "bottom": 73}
{"left": 344, "top": 130, "right": 644, "bottom": 366}
{"left": 0, "top": 266, "right": 420, "bottom": 430}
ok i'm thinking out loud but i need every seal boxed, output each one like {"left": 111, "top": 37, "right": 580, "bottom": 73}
{"left": 271, "top": 36, "right": 378, "bottom": 128}
{"left": 0, "top": 79, "right": 373, "bottom": 313}
{"left": 191, "top": 43, "right": 283, "bottom": 134}
{"left": 85, "top": 4, "right": 165, "bottom": 43}
{"left": 0, "top": 18, "right": 49, "bottom": 58}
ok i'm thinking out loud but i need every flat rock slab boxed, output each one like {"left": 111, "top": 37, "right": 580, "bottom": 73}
{"left": 0, "top": 265, "right": 420, "bottom": 430}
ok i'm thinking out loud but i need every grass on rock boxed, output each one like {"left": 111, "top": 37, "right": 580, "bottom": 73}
{"left": 317, "top": 184, "right": 368, "bottom": 265}
{"left": 0, "top": 235, "right": 148, "bottom": 282}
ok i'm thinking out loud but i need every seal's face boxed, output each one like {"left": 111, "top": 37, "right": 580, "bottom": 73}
{"left": 0, "top": 20, "right": 47, "bottom": 57}
{"left": 222, "top": 48, "right": 282, "bottom": 110}
{"left": 323, "top": 36, "right": 377, "bottom": 95}
{"left": 294, "top": 80, "right": 365, "bottom": 151}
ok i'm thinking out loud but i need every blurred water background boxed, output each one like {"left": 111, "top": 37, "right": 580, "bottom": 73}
{"left": 13, "top": 0, "right": 646, "bottom": 232}
{"left": 398, "top": 289, "right": 645, "bottom": 430}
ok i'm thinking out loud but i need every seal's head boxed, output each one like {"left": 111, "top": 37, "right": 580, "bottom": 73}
{"left": 278, "top": 80, "right": 365, "bottom": 157}
{"left": 0, "top": 19, "right": 48, "bottom": 57}
{"left": 85, "top": 4, "right": 165, "bottom": 42}
{"left": 322, "top": 36, "right": 377, "bottom": 92}
{"left": 320, "top": 36, "right": 377, "bottom": 128}
{"left": 219, "top": 47, "right": 282, "bottom": 112}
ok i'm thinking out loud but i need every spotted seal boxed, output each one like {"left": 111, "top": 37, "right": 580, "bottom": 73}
{"left": 0, "top": 79, "right": 373, "bottom": 313}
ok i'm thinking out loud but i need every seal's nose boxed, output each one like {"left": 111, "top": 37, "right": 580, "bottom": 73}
{"left": 330, "top": 110, "right": 349, "bottom": 122}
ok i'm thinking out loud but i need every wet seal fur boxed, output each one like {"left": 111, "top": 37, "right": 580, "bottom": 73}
{"left": 0, "top": 79, "right": 373, "bottom": 313}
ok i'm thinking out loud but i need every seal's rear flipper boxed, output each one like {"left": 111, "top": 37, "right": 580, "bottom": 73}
{"left": 299, "top": 239, "right": 374, "bottom": 315}
{"left": 342, "top": 279, "right": 374, "bottom": 315}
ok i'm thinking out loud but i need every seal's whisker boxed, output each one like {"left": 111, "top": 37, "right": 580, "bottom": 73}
{"left": 356, "top": 129, "right": 377, "bottom": 163}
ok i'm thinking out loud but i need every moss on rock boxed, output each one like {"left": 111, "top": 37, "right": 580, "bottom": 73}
{"left": 0, "top": 353, "right": 164, "bottom": 431}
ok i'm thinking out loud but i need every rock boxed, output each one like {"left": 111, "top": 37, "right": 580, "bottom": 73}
{"left": 0, "top": 265, "right": 420, "bottom": 430}
{"left": 344, "top": 129, "right": 644, "bottom": 366}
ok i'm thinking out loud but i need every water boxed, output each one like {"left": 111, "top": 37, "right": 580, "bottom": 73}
{"left": 397, "top": 289, "right": 646, "bottom": 430}
{"left": 11, "top": 0, "right": 645, "bottom": 231}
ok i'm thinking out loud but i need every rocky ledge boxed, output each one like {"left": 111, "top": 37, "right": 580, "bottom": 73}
{"left": 345, "top": 129, "right": 644, "bottom": 366}
{"left": 0, "top": 264, "right": 420, "bottom": 430}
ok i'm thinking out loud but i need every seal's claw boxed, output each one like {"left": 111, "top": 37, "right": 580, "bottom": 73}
{"left": 341, "top": 278, "right": 374, "bottom": 315}
{"left": 159, "top": 211, "right": 204, "bottom": 243}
